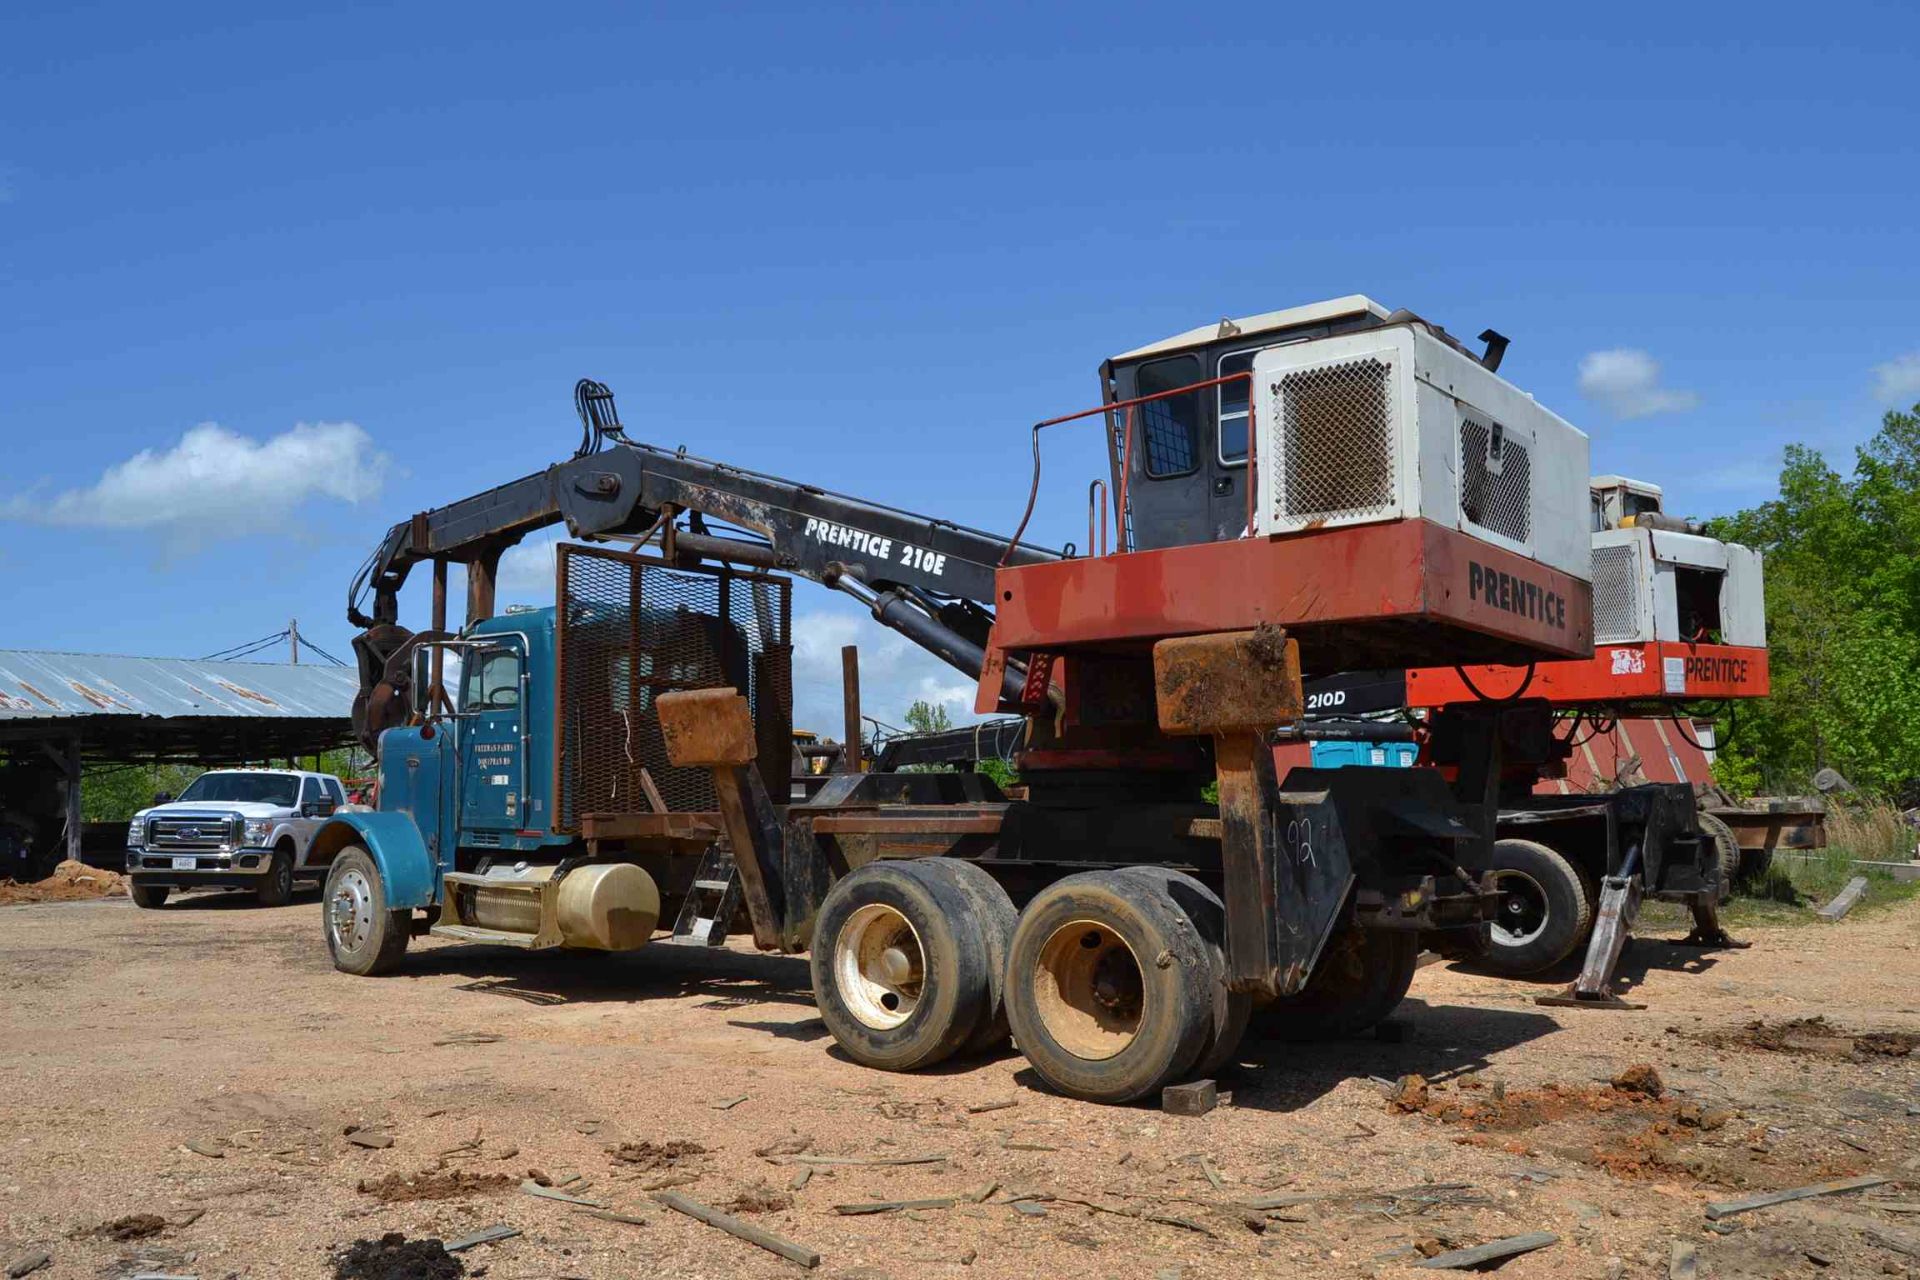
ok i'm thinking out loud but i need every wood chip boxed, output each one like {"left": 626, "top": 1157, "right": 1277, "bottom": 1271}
{"left": 966, "top": 1099, "right": 1018, "bottom": 1114}
{"left": 5, "top": 1251, "right": 52, "bottom": 1279}
{"left": 433, "top": 1031, "right": 504, "bottom": 1045}
{"left": 1704, "top": 1175, "right": 1889, "bottom": 1220}
{"left": 1415, "top": 1233, "right": 1558, "bottom": 1269}
{"left": 575, "top": 1208, "right": 649, "bottom": 1227}
{"left": 1867, "top": 1227, "right": 1920, "bottom": 1259}
{"left": 520, "top": 1180, "right": 610, "bottom": 1208}
{"left": 184, "top": 1140, "right": 225, "bottom": 1159}
{"left": 1011, "top": 1200, "right": 1048, "bottom": 1217}
{"left": 787, "top": 1167, "right": 813, "bottom": 1192}
{"left": 1143, "top": 1211, "right": 1212, "bottom": 1236}
{"left": 653, "top": 1191, "right": 821, "bottom": 1268}
{"left": 710, "top": 1095, "right": 749, "bottom": 1111}
{"left": 345, "top": 1130, "right": 395, "bottom": 1150}
{"left": 834, "top": 1198, "right": 957, "bottom": 1216}
{"left": 445, "top": 1224, "right": 520, "bottom": 1252}
{"left": 789, "top": 1152, "right": 947, "bottom": 1167}
{"left": 1669, "top": 1240, "right": 1698, "bottom": 1280}
{"left": 1003, "top": 1141, "right": 1057, "bottom": 1152}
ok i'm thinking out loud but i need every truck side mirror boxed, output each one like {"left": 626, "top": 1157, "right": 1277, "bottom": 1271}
{"left": 153, "top": 792, "right": 172, "bottom": 806}
{"left": 313, "top": 797, "right": 337, "bottom": 817}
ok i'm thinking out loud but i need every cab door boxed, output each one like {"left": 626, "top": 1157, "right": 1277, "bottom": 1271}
{"left": 459, "top": 640, "right": 527, "bottom": 836}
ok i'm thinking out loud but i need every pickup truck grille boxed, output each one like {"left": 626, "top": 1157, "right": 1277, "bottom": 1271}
{"left": 148, "top": 815, "right": 236, "bottom": 849}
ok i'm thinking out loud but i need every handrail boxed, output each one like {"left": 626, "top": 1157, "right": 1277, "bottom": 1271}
{"left": 1001, "top": 371, "right": 1254, "bottom": 566}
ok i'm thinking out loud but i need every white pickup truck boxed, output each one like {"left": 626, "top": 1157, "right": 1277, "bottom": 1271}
{"left": 124, "top": 768, "right": 347, "bottom": 909}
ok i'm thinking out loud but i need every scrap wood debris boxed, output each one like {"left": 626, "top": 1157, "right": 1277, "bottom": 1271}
{"left": 609, "top": 1139, "right": 707, "bottom": 1169}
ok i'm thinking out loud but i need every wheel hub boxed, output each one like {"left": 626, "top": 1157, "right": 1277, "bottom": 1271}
{"left": 834, "top": 903, "right": 926, "bottom": 1030}
{"left": 329, "top": 868, "right": 373, "bottom": 950}
{"left": 1032, "top": 919, "right": 1145, "bottom": 1062}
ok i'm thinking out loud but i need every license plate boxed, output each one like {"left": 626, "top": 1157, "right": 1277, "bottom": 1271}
{"left": 171, "top": 856, "right": 197, "bottom": 871}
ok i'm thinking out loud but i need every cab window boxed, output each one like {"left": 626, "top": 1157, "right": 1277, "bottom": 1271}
{"left": 462, "top": 647, "right": 522, "bottom": 711}
{"left": 1135, "top": 355, "right": 1201, "bottom": 478}
{"left": 1217, "top": 350, "right": 1255, "bottom": 464}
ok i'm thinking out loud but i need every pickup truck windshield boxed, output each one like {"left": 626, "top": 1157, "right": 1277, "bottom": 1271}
{"left": 177, "top": 773, "right": 300, "bottom": 806}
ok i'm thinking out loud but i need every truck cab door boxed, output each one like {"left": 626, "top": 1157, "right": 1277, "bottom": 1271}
{"left": 458, "top": 640, "right": 527, "bottom": 836}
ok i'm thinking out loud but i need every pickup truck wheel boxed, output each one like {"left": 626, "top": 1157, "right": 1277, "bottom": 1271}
{"left": 1004, "top": 869, "right": 1214, "bottom": 1104}
{"left": 1258, "top": 926, "right": 1419, "bottom": 1040}
{"left": 129, "top": 882, "right": 169, "bottom": 909}
{"left": 255, "top": 847, "right": 295, "bottom": 907}
{"left": 324, "top": 846, "right": 409, "bottom": 976}
{"left": 1479, "top": 838, "right": 1593, "bottom": 976}
{"left": 811, "top": 859, "right": 994, "bottom": 1072}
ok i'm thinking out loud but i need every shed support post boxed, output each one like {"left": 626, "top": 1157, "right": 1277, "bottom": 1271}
{"left": 62, "top": 736, "right": 81, "bottom": 867}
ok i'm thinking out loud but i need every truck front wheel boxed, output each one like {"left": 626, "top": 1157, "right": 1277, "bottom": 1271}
{"left": 129, "top": 882, "right": 169, "bottom": 910}
{"left": 1479, "top": 838, "right": 1593, "bottom": 976}
{"left": 323, "top": 846, "right": 409, "bottom": 976}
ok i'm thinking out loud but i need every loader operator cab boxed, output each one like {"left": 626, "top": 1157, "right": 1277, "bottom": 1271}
{"left": 1101, "top": 296, "right": 1399, "bottom": 550}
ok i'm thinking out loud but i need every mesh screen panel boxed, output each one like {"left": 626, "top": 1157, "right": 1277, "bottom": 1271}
{"left": 1591, "top": 543, "right": 1641, "bottom": 643}
{"left": 556, "top": 547, "right": 790, "bottom": 830}
{"left": 1275, "top": 357, "right": 1395, "bottom": 525}
{"left": 1459, "top": 416, "right": 1531, "bottom": 543}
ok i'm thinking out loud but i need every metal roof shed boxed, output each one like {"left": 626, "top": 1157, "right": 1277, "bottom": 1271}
{"left": 0, "top": 650, "right": 358, "bottom": 877}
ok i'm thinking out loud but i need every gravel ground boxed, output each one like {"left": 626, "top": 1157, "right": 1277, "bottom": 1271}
{"left": 2, "top": 887, "right": 1917, "bottom": 1279}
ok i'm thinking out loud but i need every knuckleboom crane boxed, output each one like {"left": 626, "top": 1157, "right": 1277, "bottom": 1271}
{"left": 324, "top": 297, "right": 1602, "bottom": 1105}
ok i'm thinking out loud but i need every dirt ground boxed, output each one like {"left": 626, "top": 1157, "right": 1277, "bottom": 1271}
{"left": 2, "top": 890, "right": 1917, "bottom": 1280}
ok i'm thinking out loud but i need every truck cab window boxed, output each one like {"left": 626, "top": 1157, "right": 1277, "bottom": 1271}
{"left": 463, "top": 648, "right": 521, "bottom": 711}
{"left": 1135, "top": 355, "right": 1201, "bottom": 478}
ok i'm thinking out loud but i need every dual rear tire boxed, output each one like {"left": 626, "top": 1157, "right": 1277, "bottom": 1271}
{"left": 811, "top": 861, "right": 1247, "bottom": 1104}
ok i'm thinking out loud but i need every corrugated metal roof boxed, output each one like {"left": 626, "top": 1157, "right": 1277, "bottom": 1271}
{"left": 0, "top": 650, "right": 358, "bottom": 721}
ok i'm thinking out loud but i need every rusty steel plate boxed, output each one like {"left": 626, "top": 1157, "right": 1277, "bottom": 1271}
{"left": 1152, "top": 627, "right": 1304, "bottom": 736}
{"left": 656, "top": 688, "right": 757, "bottom": 767}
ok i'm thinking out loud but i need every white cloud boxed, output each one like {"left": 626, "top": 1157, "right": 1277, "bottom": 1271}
{"left": 1577, "top": 349, "right": 1701, "bottom": 420}
{"left": 791, "top": 609, "right": 979, "bottom": 746}
{"left": 1871, "top": 352, "right": 1920, "bottom": 405}
{"left": 496, "top": 535, "right": 569, "bottom": 598}
{"left": 3, "top": 420, "right": 390, "bottom": 547}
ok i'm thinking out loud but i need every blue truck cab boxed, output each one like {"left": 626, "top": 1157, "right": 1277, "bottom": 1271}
{"left": 310, "top": 609, "right": 573, "bottom": 919}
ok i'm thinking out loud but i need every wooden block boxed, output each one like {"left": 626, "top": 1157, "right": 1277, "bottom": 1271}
{"left": 1704, "top": 1174, "right": 1888, "bottom": 1220}
{"left": 1816, "top": 876, "right": 1869, "bottom": 921}
{"left": 1416, "top": 1232, "right": 1558, "bottom": 1269}
{"left": 1162, "top": 1079, "right": 1218, "bottom": 1117}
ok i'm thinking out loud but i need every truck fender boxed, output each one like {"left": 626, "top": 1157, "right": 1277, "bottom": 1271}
{"left": 308, "top": 813, "right": 439, "bottom": 910}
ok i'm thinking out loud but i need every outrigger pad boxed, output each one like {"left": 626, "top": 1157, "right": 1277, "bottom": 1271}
{"left": 1152, "top": 625, "right": 1303, "bottom": 736}
{"left": 1536, "top": 988, "right": 1647, "bottom": 1011}
{"left": 656, "top": 688, "right": 757, "bottom": 767}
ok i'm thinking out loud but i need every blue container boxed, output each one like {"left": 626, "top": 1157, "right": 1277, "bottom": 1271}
{"left": 1309, "top": 740, "right": 1419, "bottom": 769}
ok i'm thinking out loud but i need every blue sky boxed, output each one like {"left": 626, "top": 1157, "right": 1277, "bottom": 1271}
{"left": 3, "top": 2, "right": 1917, "bottom": 734}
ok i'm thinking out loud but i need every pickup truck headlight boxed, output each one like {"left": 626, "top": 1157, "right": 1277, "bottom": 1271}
{"left": 243, "top": 818, "right": 273, "bottom": 846}
{"left": 127, "top": 820, "right": 145, "bottom": 849}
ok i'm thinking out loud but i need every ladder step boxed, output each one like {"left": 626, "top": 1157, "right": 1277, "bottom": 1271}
{"left": 692, "top": 879, "right": 733, "bottom": 892}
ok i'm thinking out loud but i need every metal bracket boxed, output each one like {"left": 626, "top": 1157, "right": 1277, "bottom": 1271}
{"left": 1535, "top": 873, "right": 1646, "bottom": 1010}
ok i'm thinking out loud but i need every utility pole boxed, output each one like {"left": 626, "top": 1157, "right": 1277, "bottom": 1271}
{"left": 289, "top": 619, "right": 300, "bottom": 665}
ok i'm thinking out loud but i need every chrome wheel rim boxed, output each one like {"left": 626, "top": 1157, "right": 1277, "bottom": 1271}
{"left": 329, "top": 867, "right": 374, "bottom": 952}
{"left": 834, "top": 903, "right": 925, "bottom": 1030}
{"left": 1032, "top": 919, "right": 1144, "bottom": 1061}
{"left": 1488, "top": 870, "right": 1549, "bottom": 946}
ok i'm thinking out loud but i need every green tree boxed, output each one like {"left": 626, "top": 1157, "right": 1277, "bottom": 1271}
{"left": 1706, "top": 404, "right": 1920, "bottom": 794}
{"left": 904, "top": 700, "right": 953, "bottom": 734}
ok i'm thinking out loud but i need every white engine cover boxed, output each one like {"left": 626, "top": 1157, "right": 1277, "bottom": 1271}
{"left": 1590, "top": 527, "right": 1767, "bottom": 646}
{"left": 1252, "top": 326, "right": 1591, "bottom": 584}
